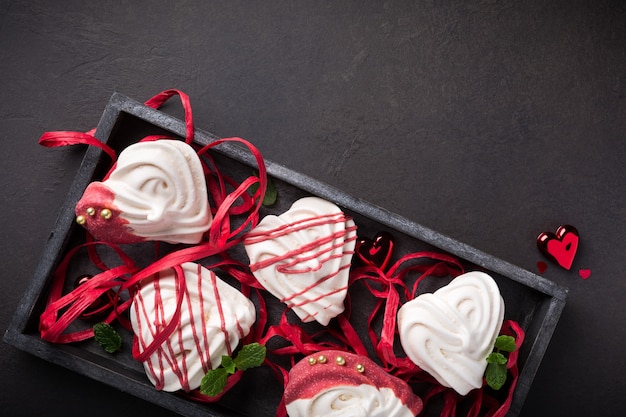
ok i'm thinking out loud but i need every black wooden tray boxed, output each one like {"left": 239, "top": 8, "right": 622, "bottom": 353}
{"left": 4, "top": 93, "right": 567, "bottom": 417}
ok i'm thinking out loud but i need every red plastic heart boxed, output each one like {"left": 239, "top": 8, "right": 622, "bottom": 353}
{"left": 356, "top": 231, "right": 394, "bottom": 271}
{"left": 537, "top": 225, "right": 579, "bottom": 270}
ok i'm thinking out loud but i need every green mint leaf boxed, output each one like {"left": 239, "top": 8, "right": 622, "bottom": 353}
{"left": 221, "top": 355, "right": 236, "bottom": 374}
{"left": 486, "top": 352, "right": 507, "bottom": 365}
{"left": 200, "top": 368, "right": 228, "bottom": 397}
{"left": 248, "top": 172, "right": 277, "bottom": 206}
{"left": 93, "top": 322, "right": 122, "bottom": 354}
{"left": 494, "top": 335, "right": 517, "bottom": 353}
{"left": 262, "top": 176, "right": 278, "bottom": 206}
{"left": 248, "top": 181, "right": 259, "bottom": 195}
{"left": 233, "top": 343, "right": 267, "bottom": 370}
{"left": 485, "top": 362, "right": 508, "bottom": 390}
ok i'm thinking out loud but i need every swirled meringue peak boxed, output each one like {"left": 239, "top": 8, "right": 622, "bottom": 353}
{"left": 75, "top": 140, "right": 212, "bottom": 244}
{"left": 285, "top": 350, "right": 423, "bottom": 417}
{"left": 130, "top": 262, "right": 256, "bottom": 392}
{"left": 243, "top": 197, "right": 357, "bottom": 326}
{"left": 397, "top": 271, "right": 505, "bottom": 395}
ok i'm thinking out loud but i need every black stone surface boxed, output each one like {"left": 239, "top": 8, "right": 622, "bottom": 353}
{"left": 1, "top": 1, "right": 625, "bottom": 416}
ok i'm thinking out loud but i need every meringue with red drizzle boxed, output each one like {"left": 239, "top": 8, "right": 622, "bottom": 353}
{"left": 75, "top": 139, "right": 212, "bottom": 244}
{"left": 397, "top": 271, "right": 505, "bottom": 395}
{"left": 243, "top": 197, "right": 357, "bottom": 326}
{"left": 130, "top": 262, "right": 255, "bottom": 392}
{"left": 285, "top": 350, "right": 423, "bottom": 417}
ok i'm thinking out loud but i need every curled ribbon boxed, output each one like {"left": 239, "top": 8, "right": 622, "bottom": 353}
{"left": 349, "top": 251, "right": 465, "bottom": 370}
{"left": 39, "top": 89, "right": 268, "bottom": 349}
{"left": 38, "top": 89, "right": 195, "bottom": 164}
{"left": 257, "top": 310, "right": 365, "bottom": 417}
{"left": 418, "top": 320, "right": 525, "bottom": 417}
{"left": 39, "top": 241, "right": 139, "bottom": 343}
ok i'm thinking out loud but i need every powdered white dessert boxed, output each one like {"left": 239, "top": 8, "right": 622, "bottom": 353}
{"left": 285, "top": 350, "right": 423, "bottom": 417}
{"left": 243, "top": 197, "right": 357, "bottom": 326}
{"left": 75, "top": 140, "right": 212, "bottom": 244}
{"left": 130, "top": 262, "right": 256, "bottom": 392}
{"left": 397, "top": 271, "right": 505, "bottom": 395}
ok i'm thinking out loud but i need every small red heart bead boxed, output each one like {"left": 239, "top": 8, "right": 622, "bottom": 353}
{"left": 355, "top": 231, "right": 394, "bottom": 271}
{"left": 537, "top": 225, "right": 579, "bottom": 270}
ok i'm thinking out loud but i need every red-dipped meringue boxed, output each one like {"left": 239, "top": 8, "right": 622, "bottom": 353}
{"left": 75, "top": 140, "right": 212, "bottom": 244}
{"left": 285, "top": 350, "right": 423, "bottom": 417}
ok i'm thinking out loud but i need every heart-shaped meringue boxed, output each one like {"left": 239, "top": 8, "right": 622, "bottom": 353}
{"left": 130, "top": 262, "right": 256, "bottom": 392}
{"left": 243, "top": 197, "right": 357, "bottom": 326}
{"left": 397, "top": 271, "right": 504, "bottom": 395}
{"left": 75, "top": 140, "right": 212, "bottom": 244}
{"left": 285, "top": 350, "right": 423, "bottom": 417}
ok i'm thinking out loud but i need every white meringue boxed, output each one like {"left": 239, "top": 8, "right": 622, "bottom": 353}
{"left": 287, "top": 385, "right": 416, "bottom": 417}
{"left": 243, "top": 197, "right": 357, "bottom": 326}
{"left": 130, "top": 262, "right": 256, "bottom": 392}
{"left": 76, "top": 139, "right": 212, "bottom": 244}
{"left": 285, "top": 350, "right": 423, "bottom": 417}
{"left": 397, "top": 271, "right": 505, "bottom": 395}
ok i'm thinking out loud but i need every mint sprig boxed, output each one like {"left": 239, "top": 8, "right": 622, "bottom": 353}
{"left": 485, "top": 335, "right": 517, "bottom": 390}
{"left": 93, "top": 322, "right": 122, "bottom": 354}
{"left": 201, "top": 368, "right": 229, "bottom": 396}
{"left": 248, "top": 171, "right": 277, "bottom": 206}
{"left": 200, "top": 343, "right": 266, "bottom": 397}
{"left": 234, "top": 342, "right": 267, "bottom": 370}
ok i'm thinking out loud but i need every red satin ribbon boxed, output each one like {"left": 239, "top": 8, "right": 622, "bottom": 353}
{"left": 39, "top": 241, "right": 139, "bottom": 343}
{"left": 349, "top": 251, "right": 465, "bottom": 369}
{"left": 39, "top": 130, "right": 117, "bottom": 163}
{"left": 416, "top": 319, "right": 525, "bottom": 417}
{"left": 38, "top": 89, "right": 195, "bottom": 164}
{"left": 144, "top": 89, "right": 195, "bottom": 144}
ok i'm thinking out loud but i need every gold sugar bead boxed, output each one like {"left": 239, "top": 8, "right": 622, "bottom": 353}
{"left": 317, "top": 355, "right": 327, "bottom": 364}
{"left": 86, "top": 207, "right": 96, "bottom": 216}
{"left": 100, "top": 208, "right": 112, "bottom": 220}
{"left": 335, "top": 356, "right": 346, "bottom": 366}
{"left": 76, "top": 215, "right": 86, "bottom": 225}
{"left": 356, "top": 364, "right": 365, "bottom": 373}
{"left": 308, "top": 357, "right": 317, "bottom": 366}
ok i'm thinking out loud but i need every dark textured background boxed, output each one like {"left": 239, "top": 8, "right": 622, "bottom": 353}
{"left": 1, "top": 1, "right": 624, "bottom": 416}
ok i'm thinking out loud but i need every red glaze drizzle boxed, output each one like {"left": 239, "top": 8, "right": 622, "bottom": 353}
{"left": 132, "top": 265, "right": 235, "bottom": 392}
{"left": 244, "top": 212, "right": 357, "bottom": 314}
